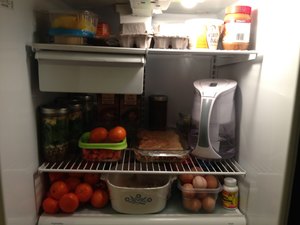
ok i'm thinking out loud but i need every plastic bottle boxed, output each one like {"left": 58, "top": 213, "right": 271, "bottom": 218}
{"left": 222, "top": 177, "right": 239, "bottom": 209}
{"left": 222, "top": 5, "right": 252, "bottom": 50}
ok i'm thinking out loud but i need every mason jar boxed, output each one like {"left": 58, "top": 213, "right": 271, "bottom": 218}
{"left": 68, "top": 101, "right": 83, "bottom": 155}
{"left": 40, "top": 104, "right": 69, "bottom": 162}
{"left": 75, "top": 94, "right": 97, "bottom": 132}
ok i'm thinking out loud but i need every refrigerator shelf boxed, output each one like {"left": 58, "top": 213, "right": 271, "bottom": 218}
{"left": 38, "top": 196, "right": 246, "bottom": 225}
{"left": 38, "top": 149, "right": 246, "bottom": 175}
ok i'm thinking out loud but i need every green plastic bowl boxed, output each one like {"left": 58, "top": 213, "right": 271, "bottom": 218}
{"left": 78, "top": 132, "right": 127, "bottom": 150}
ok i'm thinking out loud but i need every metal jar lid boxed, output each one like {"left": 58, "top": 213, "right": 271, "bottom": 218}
{"left": 40, "top": 103, "right": 69, "bottom": 115}
{"left": 68, "top": 100, "right": 82, "bottom": 112}
{"left": 149, "top": 95, "right": 168, "bottom": 102}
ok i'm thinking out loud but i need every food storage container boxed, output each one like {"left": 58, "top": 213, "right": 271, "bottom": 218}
{"left": 106, "top": 173, "right": 173, "bottom": 214}
{"left": 177, "top": 179, "right": 222, "bottom": 213}
{"left": 40, "top": 104, "right": 69, "bottom": 162}
{"left": 68, "top": 101, "right": 83, "bottom": 155}
{"left": 74, "top": 94, "right": 97, "bottom": 132}
{"left": 49, "top": 10, "right": 98, "bottom": 35}
{"left": 134, "top": 129, "right": 190, "bottom": 163}
{"left": 78, "top": 132, "right": 127, "bottom": 162}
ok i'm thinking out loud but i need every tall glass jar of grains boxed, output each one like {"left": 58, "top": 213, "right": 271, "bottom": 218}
{"left": 40, "top": 104, "right": 69, "bottom": 162}
{"left": 222, "top": 5, "right": 252, "bottom": 50}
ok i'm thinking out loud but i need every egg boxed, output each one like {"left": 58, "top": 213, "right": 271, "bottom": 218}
{"left": 182, "top": 183, "right": 196, "bottom": 198}
{"left": 192, "top": 175, "right": 207, "bottom": 188}
{"left": 205, "top": 175, "right": 219, "bottom": 189}
{"left": 182, "top": 198, "right": 202, "bottom": 212}
{"left": 202, "top": 195, "right": 216, "bottom": 213}
{"left": 191, "top": 166, "right": 203, "bottom": 172}
{"left": 196, "top": 192, "right": 208, "bottom": 199}
{"left": 179, "top": 174, "right": 194, "bottom": 184}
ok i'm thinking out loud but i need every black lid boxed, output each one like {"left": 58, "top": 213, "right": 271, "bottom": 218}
{"left": 149, "top": 95, "right": 168, "bottom": 102}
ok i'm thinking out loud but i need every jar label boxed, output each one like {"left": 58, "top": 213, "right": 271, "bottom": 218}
{"left": 223, "top": 22, "right": 251, "bottom": 43}
{"left": 222, "top": 190, "right": 238, "bottom": 209}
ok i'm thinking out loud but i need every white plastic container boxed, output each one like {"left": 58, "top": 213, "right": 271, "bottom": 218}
{"left": 106, "top": 173, "right": 173, "bottom": 214}
{"left": 222, "top": 177, "right": 239, "bottom": 209}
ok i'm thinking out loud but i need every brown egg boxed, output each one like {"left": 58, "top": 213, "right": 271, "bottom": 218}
{"left": 179, "top": 174, "right": 194, "bottom": 184}
{"left": 191, "top": 166, "right": 203, "bottom": 172}
{"left": 205, "top": 175, "right": 219, "bottom": 189}
{"left": 182, "top": 183, "right": 196, "bottom": 198}
{"left": 196, "top": 192, "right": 208, "bottom": 199}
{"left": 202, "top": 195, "right": 216, "bottom": 213}
{"left": 182, "top": 198, "right": 202, "bottom": 212}
{"left": 192, "top": 175, "right": 207, "bottom": 188}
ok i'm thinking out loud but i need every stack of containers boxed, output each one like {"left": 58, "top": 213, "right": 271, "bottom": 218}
{"left": 48, "top": 10, "right": 98, "bottom": 45}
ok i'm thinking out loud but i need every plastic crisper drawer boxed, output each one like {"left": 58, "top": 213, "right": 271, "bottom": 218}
{"left": 34, "top": 45, "right": 146, "bottom": 94}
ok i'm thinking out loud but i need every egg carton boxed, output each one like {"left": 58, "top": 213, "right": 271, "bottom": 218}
{"left": 119, "top": 34, "right": 152, "bottom": 48}
{"left": 153, "top": 36, "right": 189, "bottom": 49}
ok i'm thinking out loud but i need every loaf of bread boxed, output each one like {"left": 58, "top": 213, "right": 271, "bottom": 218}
{"left": 137, "top": 129, "right": 183, "bottom": 150}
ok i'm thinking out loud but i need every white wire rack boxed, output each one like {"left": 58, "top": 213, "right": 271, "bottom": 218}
{"left": 38, "top": 149, "right": 246, "bottom": 175}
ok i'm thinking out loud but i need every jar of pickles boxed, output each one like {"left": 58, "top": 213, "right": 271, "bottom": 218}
{"left": 40, "top": 104, "right": 69, "bottom": 162}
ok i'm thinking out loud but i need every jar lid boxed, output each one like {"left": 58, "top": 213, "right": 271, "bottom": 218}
{"left": 41, "top": 104, "right": 69, "bottom": 115}
{"left": 225, "top": 5, "right": 252, "bottom": 15}
{"left": 76, "top": 94, "right": 94, "bottom": 102}
{"left": 149, "top": 95, "right": 168, "bottom": 102}
{"left": 224, "top": 177, "right": 237, "bottom": 186}
{"left": 69, "top": 102, "right": 82, "bottom": 111}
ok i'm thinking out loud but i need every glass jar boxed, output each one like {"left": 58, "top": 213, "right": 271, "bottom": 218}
{"left": 148, "top": 95, "right": 168, "bottom": 130}
{"left": 75, "top": 94, "right": 97, "bottom": 131}
{"left": 68, "top": 101, "right": 83, "bottom": 155}
{"left": 222, "top": 5, "right": 252, "bottom": 50}
{"left": 40, "top": 104, "right": 69, "bottom": 162}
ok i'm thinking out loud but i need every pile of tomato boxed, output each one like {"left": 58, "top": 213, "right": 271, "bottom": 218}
{"left": 82, "top": 126, "right": 127, "bottom": 161}
{"left": 42, "top": 172, "right": 109, "bottom": 214}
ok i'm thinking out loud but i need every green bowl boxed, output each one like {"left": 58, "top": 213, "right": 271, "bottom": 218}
{"left": 78, "top": 132, "right": 127, "bottom": 150}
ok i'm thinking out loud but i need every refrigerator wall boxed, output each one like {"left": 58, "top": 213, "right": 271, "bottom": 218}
{"left": 0, "top": 1, "right": 71, "bottom": 224}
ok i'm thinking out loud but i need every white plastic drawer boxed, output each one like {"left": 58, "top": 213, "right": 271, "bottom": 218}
{"left": 35, "top": 50, "right": 145, "bottom": 94}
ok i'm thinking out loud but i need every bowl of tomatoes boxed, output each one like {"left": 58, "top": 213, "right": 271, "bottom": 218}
{"left": 79, "top": 126, "right": 127, "bottom": 162}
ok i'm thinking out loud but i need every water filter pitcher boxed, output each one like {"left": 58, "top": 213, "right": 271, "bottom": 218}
{"left": 190, "top": 79, "right": 237, "bottom": 159}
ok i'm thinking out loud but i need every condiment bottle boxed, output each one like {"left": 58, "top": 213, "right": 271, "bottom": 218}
{"left": 222, "top": 5, "right": 252, "bottom": 50}
{"left": 148, "top": 95, "right": 168, "bottom": 130}
{"left": 40, "top": 104, "right": 69, "bottom": 162}
{"left": 222, "top": 177, "right": 239, "bottom": 209}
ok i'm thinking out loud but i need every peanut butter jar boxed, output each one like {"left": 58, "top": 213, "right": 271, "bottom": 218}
{"left": 222, "top": 5, "right": 252, "bottom": 50}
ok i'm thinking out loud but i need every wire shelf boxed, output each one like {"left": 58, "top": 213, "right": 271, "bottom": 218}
{"left": 38, "top": 149, "right": 246, "bottom": 175}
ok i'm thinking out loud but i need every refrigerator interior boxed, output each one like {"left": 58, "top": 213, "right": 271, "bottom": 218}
{"left": 0, "top": 0, "right": 300, "bottom": 225}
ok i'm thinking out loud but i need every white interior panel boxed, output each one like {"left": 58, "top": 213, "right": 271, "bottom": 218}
{"left": 144, "top": 53, "right": 212, "bottom": 128}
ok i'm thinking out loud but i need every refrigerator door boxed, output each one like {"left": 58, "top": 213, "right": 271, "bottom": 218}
{"left": 218, "top": 1, "right": 300, "bottom": 225}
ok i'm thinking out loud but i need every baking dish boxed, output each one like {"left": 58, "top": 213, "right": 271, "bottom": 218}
{"left": 105, "top": 173, "right": 174, "bottom": 214}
